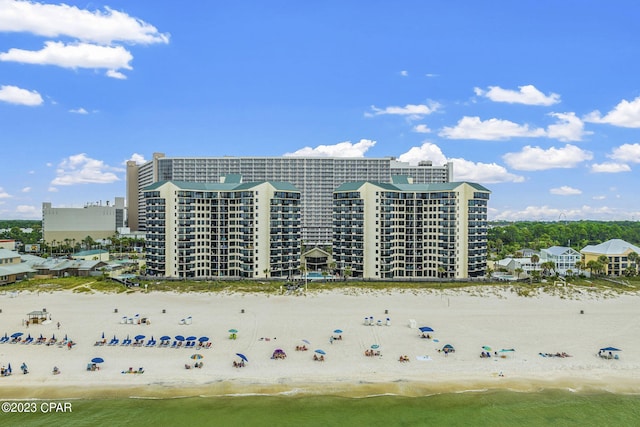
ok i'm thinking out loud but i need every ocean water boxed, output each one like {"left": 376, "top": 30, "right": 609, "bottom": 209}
{"left": 3, "top": 390, "right": 640, "bottom": 427}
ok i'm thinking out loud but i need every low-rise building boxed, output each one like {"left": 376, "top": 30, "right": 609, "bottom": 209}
{"left": 0, "top": 249, "right": 35, "bottom": 285}
{"left": 540, "top": 246, "right": 582, "bottom": 276}
{"left": 581, "top": 239, "right": 640, "bottom": 276}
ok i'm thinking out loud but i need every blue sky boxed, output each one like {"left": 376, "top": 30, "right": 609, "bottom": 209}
{"left": 1, "top": 0, "right": 640, "bottom": 222}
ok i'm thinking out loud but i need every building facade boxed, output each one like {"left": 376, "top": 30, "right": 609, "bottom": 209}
{"left": 42, "top": 198, "right": 125, "bottom": 245}
{"left": 332, "top": 179, "right": 490, "bottom": 280}
{"left": 143, "top": 177, "right": 301, "bottom": 279}
{"left": 540, "top": 246, "right": 581, "bottom": 276}
{"left": 127, "top": 153, "right": 453, "bottom": 245}
{"left": 581, "top": 239, "right": 640, "bottom": 276}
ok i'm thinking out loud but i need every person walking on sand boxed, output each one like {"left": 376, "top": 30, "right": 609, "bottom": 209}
{"left": 57, "top": 322, "right": 60, "bottom": 330}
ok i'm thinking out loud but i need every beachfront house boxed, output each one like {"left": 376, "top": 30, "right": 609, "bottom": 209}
{"left": 581, "top": 239, "right": 640, "bottom": 276}
{"left": 540, "top": 246, "right": 582, "bottom": 276}
{"left": 0, "top": 249, "right": 35, "bottom": 285}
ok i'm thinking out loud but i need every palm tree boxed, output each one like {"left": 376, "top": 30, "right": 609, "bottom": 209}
{"left": 597, "top": 255, "right": 609, "bottom": 275}
{"left": 530, "top": 254, "right": 540, "bottom": 273}
{"left": 627, "top": 251, "right": 638, "bottom": 272}
{"left": 514, "top": 267, "right": 523, "bottom": 279}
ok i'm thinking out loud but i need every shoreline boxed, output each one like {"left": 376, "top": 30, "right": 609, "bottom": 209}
{"left": 2, "top": 375, "right": 640, "bottom": 400}
{"left": 1, "top": 287, "right": 639, "bottom": 399}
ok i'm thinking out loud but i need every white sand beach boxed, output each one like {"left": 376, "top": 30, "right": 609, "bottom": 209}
{"left": 0, "top": 285, "right": 639, "bottom": 398}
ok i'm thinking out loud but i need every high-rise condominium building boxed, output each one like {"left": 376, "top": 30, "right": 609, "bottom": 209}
{"left": 127, "top": 153, "right": 453, "bottom": 245}
{"left": 143, "top": 177, "right": 301, "bottom": 279}
{"left": 333, "top": 179, "right": 490, "bottom": 279}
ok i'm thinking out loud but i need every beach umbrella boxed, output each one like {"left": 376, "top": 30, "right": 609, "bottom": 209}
{"left": 600, "top": 347, "right": 621, "bottom": 352}
{"left": 11, "top": 332, "right": 23, "bottom": 338}
{"left": 160, "top": 335, "right": 171, "bottom": 341}
{"left": 482, "top": 346, "right": 492, "bottom": 351}
{"left": 229, "top": 329, "right": 238, "bottom": 333}
{"left": 198, "top": 337, "right": 209, "bottom": 342}
{"left": 190, "top": 354, "right": 203, "bottom": 360}
{"left": 175, "top": 335, "right": 185, "bottom": 341}
{"left": 51, "top": 334, "right": 56, "bottom": 340}
{"left": 101, "top": 332, "right": 105, "bottom": 339}
{"left": 302, "top": 339, "right": 310, "bottom": 344}
{"left": 442, "top": 344, "right": 455, "bottom": 351}
{"left": 371, "top": 344, "right": 380, "bottom": 349}
{"left": 236, "top": 353, "right": 248, "bottom": 362}
{"left": 499, "top": 348, "right": 515, "bottom": 352}
{"left": 186, "top": 336, "right": 197, "bottom": 341}
{"left": 315, "top": 349, "right": 326, "bottom": 355}
{"left": 334, "top": 329, "right": 343, "bottom": 334}
{"left": 91, "top": 357, "right": 104, "bottom": 364}
{"left": 64, "top": 334, "right": 68, "bottom": 341}
{"left": 135, "top": 335, "right": 145, "bottom": 341}
{"left": 7, "top": 363, "right": 11, "bottom": 374}
{"left": 419, "top": 326, "right": 434, "bottom": 333}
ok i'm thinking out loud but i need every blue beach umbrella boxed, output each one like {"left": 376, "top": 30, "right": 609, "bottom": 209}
{"left": 11, "top": 332, "right": 23, "bottom": 338}
{"left": 229, "top": 329, "right": 238, "bottom": 334}
{"left": 175, "top": 335, "right": 185, "bottom": 341}
{"left": 371, "top": 344, "right": 380, "bottom": 349}
{"left": 198, "top": 337, "right": 209, "bottom": 342}
{"left": 91, "top": 357, "right": 104, "bottom": 364}
{"left": 101, "top": 332, "right": 105, "bottom": 339}
{"left": 302, "top": 339, "right": 310, "bottom": 344}
{"left": 236, "top": 353, "right": 248, "bottom": 362}
{"left": 419, "top": 326, "right": 434, "bottom": 333}
{"left": 135, "top": 335, "right": 145, "bottom": 341}
{"left": 186, "top": 336, "right": 197, "bottom": 341}
{"left": 334, "top": 329, "right": 343, "bottom": 334}
{"left": 160, "top": 335, "right": 171, "bottom": 341}
{"left": 7, "top": 363, "right": 11, "bottom": 374}
{"left": 600, "top": 347, "right": 621, "bottom": 352}
{"left": 315, "top": 349, "right": 326, "bottom": 355}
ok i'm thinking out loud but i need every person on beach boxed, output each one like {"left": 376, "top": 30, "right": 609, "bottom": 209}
{"left": 53, "top": 366, "right": 60, "bottom": 375}
{"left": 57, "top": 322, "right": 60, "bottom": 329}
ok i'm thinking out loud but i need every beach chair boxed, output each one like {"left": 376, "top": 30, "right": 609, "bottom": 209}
{"left": 171, "top": 341, "right": 177, "bottom": 348}
{"left": 0, "top": 336, "right": 9, "bottom": 344}
{"left": 109, "top": 338, "right": 119, "bottom": 346}
{"left": 24, "top": 336, "right": 34, "bottom": 345}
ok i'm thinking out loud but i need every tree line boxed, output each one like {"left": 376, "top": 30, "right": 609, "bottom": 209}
{"left": 488, "top": 220, "right": 640, "bottom": 259}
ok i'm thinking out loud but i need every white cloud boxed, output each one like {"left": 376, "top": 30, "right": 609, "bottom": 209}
{"left": 450, "top": 158, "right": 525, "bottom": 184}
{"left": 491, "top": 204, "right": 621, "bottom": 221}
{"left": 584, "top": 96, "right": 640, "bottom": 128}
{"left": 474, "top": 84, "right": 560, "bottom": 106}
{"left": 284, "top": 139, "right": 376, "bottom": 157}
{"left": 0, "top": 187, "right": 11, "bottom": 199}
{"left": 590, "top": 162, "right": 631, "bottom": 173}
{"left": 106, "top": 69, "right": 127, "bottom": 79}
{"left": 399, "top": 70, "right": 408, "bottom": 77}
{"left": 546, "top": 112, "right": 591, "bottom": 142}
{"left": 0, "top": 84, "right": 43, "bottom": 106}
{"left": 69, "top": 107, "right": 88, "bottom": 114}
{"left": 397, "top": 142, "right": 524, "bottom": 184}
{"left": 592, "top": 195, "right": 606, "bottom": 200}
{"left": 439, "top": 116, "right": 546, "bottom": 140}
{"left": 397, "top": 143, "right": 447, "bottom": 165}
{"left": 550, "top": 186, "right": 582, "bottom": 195}
{"left": 127, "top": 153, "right": 147, "bottom": 165}
{"left": 0, "top": 0, "right": 169, "bottom": 45}
{"left": 425, "top": 73, "right": 438, "bottom": 78}
{"left": 608, "top": 143, "right": 640, "bottom": 163}
{"left": 21, "top": 187, "right": 31, "bottom": 193}
{"left": 503, "top": 144, "right": 593, "bottom": 171}
{"left": 366, "top": 102, "right": 440, "bottom": 119}
{"left": 412, "top": 124, "right": 431, "bottom": 133}
{"left": 0, "top": 41, "right": 133, "bottom": 76}
{"left": 48, "top": 187, "right": 58, "bottom": 192}
{"left": 51, "top": 153, "right": 120, "bottom": 186}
